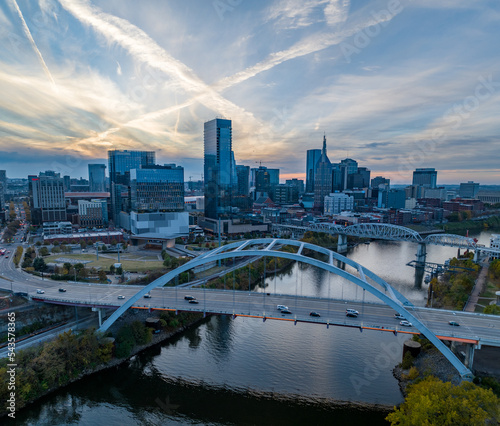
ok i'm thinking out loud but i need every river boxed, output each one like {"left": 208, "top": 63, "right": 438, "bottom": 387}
{"left": 13, "top": 230, "right": 496, "bottom": 425}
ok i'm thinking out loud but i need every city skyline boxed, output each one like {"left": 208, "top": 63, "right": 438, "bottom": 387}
{"left": 1, "top": 1, "right": 500, "bottom": 184}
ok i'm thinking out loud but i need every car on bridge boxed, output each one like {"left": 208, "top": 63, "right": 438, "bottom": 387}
{"left": 277, "top": 305, "right": 288, "bottom": 311}
{"left": 36, "top": 289, "right": 45, "bottom": 294}
{"left": 309, "top": 312, "right": 321, "bottom": 317}
{"left": 346, "top": 309, "right": 359, "bottom": 315}
{"left": 59, "top": 288, "right": 66, "bottom": 292}
{"left": 144, "top": 293, "right": 152, "bottom": 298}
{"left": 400, "top": 320, "right": 413, "bottom": 327}
{"left": 346, "top": 312, "right": 358, "bottom": 318}
{"left": 449, "top": 321, "right": 460, "bottom": 326}
{"left": 117, "top": 295, "right": 125, "bottom": 300}
{"left": 189, "top": 299, "right": 199, "bottom": 304}
{"left": 184, "top": 295, "right": 195, "bottom": 300}
{"left": 394, "top": 313, "right": 405, "bottom": 319}
{"left": 281, "top": 309, "right": 292, "bottom": 314}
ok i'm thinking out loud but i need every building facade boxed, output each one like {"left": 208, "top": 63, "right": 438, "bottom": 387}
{"left": 32, "top": 175, "right": 66, "bottom": 223}
{"left": 305, "top": 149, "right": 321, "bottom": 193}
{"left": 204, "top": 118, "right": 236, "bottom": 220}
{"left": 412, "top": 168, "right": 437, "bottom": 188}
{"left": 324, "top": 192, "right": 354, "bottom": 215}
{"left": 88, "top": 164, "right": 106, "bottom": 192}
{"left": 313, "top": 135, "right": 332, "bottom": 212}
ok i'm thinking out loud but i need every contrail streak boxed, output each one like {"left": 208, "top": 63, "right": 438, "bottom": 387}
{"left": 10, "top": 0, "right": 56, "bottom": 87}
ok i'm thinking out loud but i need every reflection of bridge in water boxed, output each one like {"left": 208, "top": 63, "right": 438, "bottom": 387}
{"left": 31, "top": 239, "right": 500, "bottom": 381}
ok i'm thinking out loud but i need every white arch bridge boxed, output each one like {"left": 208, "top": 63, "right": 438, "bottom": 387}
{"left": 88, "top": 238, "right": 500, "bottom": 380}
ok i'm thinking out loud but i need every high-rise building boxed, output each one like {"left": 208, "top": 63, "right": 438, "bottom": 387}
{"left": 108, "top": 150, "right": 156, "bottom": 225}
{"left": 313, "top": 135, "right": 332, "bottom": 211}
{"left": 130, "top": 165, "right": 184, "bottom": 212}
{"left": 285, "top": 178, "right": 304, "bottom": 195}
{"left": 371, "top": 176, "right": 390, "bottom": 189}
{"left": 32, "top": 175, "right": 66, "bottom": 223}
{"left": 89, "top": 164, "right": 107, "bottom": 192}
{"left": 204, "top": 118, "right": 236, "bottom": 219}
{"left": 236, "top": 165, "right": 250, "bottom": 196}
{"left": 0, "top": 170, "right": 5, "bottom": 213}
{"left": 324, "top": 192, "right": 354, "bottom": 215}
{"left": 459, "top": 181, "right": 480, "bottom": 199}
{"left": 412, "top": 168, "right": 437, "bottom": 188}
{"left": 305, "top": 149, "right": 322, "bottom": 193}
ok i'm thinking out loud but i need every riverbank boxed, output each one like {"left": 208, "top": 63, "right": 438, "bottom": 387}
{"left": 0, "top": 310, "right": 206, "bottom": 419}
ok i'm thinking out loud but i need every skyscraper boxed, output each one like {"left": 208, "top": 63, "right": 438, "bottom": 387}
{"left": 412, "top": 168, "right": 437, "bottom": 188}
{"left": 305, "top": 149, "right": 321, "bottom": 193}
{"left": 32, "top": 175, "right": 66, "bottom": 223}
{"left": 204, "top": 118, "right": 236, "bottom": 219}
{"left": 313, "top": 135, "right": 332, "bottom": 211}
{"left": 108, "top": 150, "right": 156, "bottom": 225}
{"left": 88, "top": 164, "right": 106, "bottom": 192}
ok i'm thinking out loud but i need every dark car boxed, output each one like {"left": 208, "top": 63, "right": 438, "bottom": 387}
{"left": 346, "top": 312, "right": 358, "bottom": 318}
{"left": 281, "top": 309, "right": 292, "bottom": 314}
{"left": 189, "top": 299, "right": 199, "bottom": 304}
{"left": 309, "top": 312, "right": 321, "bottom": 317}
{"left": 448, "top": 321, "right": 460, "bottom": 326}
{"left": 58, "top": 288, "right": 67, "bottom": 292}
{"left": 184, "top": 295, "right": 195, "bottom": 300}
{"left": 144, "top": 293, "right": 152, "bottom": 298}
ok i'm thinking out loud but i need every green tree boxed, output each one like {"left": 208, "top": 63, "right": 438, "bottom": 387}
{"left": 39, "top": 247, "right": 49, "bottom": 256}
{"left": 386, "top": 376, "right": 500, "bottom": 425}
{"left": 116, "top": 266, "right": 123, "bottom": 275}
{"left": 33, "top": 257, "right": 47, "bottom": 272}
{"left": 484, "top": 305, "right": 500, "bottom": 315}
{"left": 98, "top": 270, "right": 108, "bottom": 283}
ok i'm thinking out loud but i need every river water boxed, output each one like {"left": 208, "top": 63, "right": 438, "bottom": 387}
{"left": 14, "top": 230, "right": 495, "bottom": 425}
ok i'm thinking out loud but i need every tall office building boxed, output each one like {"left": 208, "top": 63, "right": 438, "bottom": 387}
{"left": 108, "top": 150, "right": 155, "bottom": 225}
{"left": 204, "top": 118, "right": 236, "bottom": 219}
{"left": 128, "top": 164, "right": 188, "bottom": 238}
{"left": 371, "top": 176, "right": 390, "bottom": 188}
{"left": 313, "top": 135, "right": 333, "bottom": 211}
{"left": 305, "top": 149, "right": 322, "bottom": 193}
{"left": 459, "top": 181, "right": 480, "bottom": 199}
{"left": 412, "top": 168, "right": 437, "bottom": 188}
{"left": 32, "top": 175, "right": 66, "bottom": 223}
{"left": 236, "top": 165, "right": 250, "bottom": 196}
{"left": 88, "top": 164, "right": 107, "bottom": 192}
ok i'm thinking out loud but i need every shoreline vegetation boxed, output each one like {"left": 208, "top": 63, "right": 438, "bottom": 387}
{"left": 388, "top": 335, "right": 500, "bottom": 425}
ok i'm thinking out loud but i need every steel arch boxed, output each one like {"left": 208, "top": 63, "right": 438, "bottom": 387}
{"left": 424, "top": 234, "right": 477, "bottom": 249}
{"left": 97, "top": 239, "right": 472, "bottom": 379}
{"left": 343, "top": 223, "right": 423, "bottom": 242}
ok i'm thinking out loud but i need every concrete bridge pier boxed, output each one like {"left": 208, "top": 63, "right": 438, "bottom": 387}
{"left": 473, "top": 249, "right": 480, "bottom": 263}
{"left": 416, "top": 243, "right": 427, "bottom": 264}
{"left": 464, "top": 343, "right": 475, "bottom": 370}
{"left": 337, "top": 234, "right": 348, "bottom": 253}
{"left": 92, "top": 307, "right": 104, "bottom": 327}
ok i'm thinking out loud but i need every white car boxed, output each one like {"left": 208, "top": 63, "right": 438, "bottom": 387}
{"left": 394, "top": 313, "right": 405, "bottom": 319}
{"left": 277, "top": 305, "right": 288, "bottom": 311}
{"left": 36, "top": 289, "right": 45, "bottom": 294}
{"left": 346, "top": 309, "right": 359, "bottom": 315}
{"left": 400, "top": 320, "right": 413, "bottom": 327}
{"left": 117, "top": 295, "right": 125, "bottom": 300}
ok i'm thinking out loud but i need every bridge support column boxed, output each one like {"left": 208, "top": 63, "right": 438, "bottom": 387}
{"left": 465, "top": 343, "right": 475, "bottom": 370}
{"left": 416, "top": 243, "right": 427, "bottom": 264}
{"left": 337, "top": 235, "right": 348, "bottom": 253}
{"left": 473, "top": 249, "right": 480, "bottom": 263}
{"left": 92, "top": 307, "right": 103, "bottom": 327}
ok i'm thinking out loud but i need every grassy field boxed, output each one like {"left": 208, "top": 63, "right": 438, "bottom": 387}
{"left": 45, "top": 253, "right": 165, "bottom": 272}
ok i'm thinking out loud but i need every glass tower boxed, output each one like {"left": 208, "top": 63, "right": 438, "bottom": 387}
{"left": 204, "top": 118, "right": 236, "bottom": 219}
{"left": 88, "top": 164, "right": 106, "bottom": 192}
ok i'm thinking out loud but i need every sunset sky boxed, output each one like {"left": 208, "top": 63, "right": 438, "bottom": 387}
{"left": 1, "top": 0, "right": 499, "bottom": 185}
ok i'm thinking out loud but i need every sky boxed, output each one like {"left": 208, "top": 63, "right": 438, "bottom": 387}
{"left": 0, "top": 0, "right": 499, "bottom": 185}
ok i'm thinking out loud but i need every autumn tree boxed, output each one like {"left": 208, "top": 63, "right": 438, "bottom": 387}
{"left": 386, "top": 376, "right": 500, "bottom": 425}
